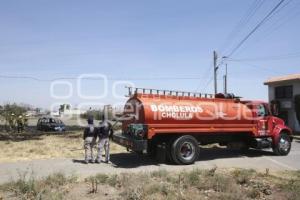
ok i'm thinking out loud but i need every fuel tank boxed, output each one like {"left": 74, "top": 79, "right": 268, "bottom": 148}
{"left": 122, "top": 93, "right": 255, "bottom": 135}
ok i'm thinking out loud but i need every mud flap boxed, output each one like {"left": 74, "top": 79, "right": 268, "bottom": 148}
{"left": 155, "top": 143, "right": 166, "bottom": 163}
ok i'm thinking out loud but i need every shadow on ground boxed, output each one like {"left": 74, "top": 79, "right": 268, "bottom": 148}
{"left": 72, "top": 153, "right": 159, "bottom": 168}
{"left": 293, "top": 136, "right": 300, "bottom": 143}
{"left": 72, "top": 147, "right": 275, "bottom": 169}
{"left": 72, "top": 159, "right": 89, "bottom": 164}
{"left": 198, "top": 147, "right": 274, "bottom": 161}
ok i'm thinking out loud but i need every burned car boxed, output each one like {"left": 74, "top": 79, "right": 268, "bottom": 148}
{"left": 37, "top": 117, "right": 66, "bottom": 132}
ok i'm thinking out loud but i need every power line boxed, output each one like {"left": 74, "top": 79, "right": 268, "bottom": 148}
{"left": 227, "top": 59, "right": 287, "bottom": 75}
{"left": 0, "top": 75, "right": 49, "bottom": 82}
{"left": 229, "top": 0, "right": 264, "bottom": 38}
{"left": 220, "top": 0, "right": 265, "bottom": 54}
{"left": 194, "top": 61, "right": 213, "bottom": 92}
{"left": 203, "top": 1, "right": 262, "bottom": 93}
{"left": 0, "top": 74, "right": 207, "bottom": 82}
{"left": 250, "top": 0, "right": 300, "bottom": 44}
{"left": 228, "top": 52, "right": 300, "bottom": 61}
{"left": 201, "top": 76, "right": 214, "bottom": 93}
{"left": 268, "top": 0, "right": 293, "bottom": 16}
{"left": 227, "top": 0, "right": 286, "bottom": 57}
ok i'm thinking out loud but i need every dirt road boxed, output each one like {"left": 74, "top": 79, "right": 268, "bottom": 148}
{"left": 1, "top": 140, "right": 300, "bottom": 184}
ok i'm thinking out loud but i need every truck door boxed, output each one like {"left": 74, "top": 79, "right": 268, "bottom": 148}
{"left": 256, "top": 104, "right": 273, "bottom": 136}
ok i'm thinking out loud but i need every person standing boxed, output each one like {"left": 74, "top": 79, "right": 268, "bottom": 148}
{"left": 87, "top": 107, "right": 94, "bottom": 125}
{"left": 83, "top": 119, "right": 96, "bottom": 164}
{"left": 95, "top": 115, "right": 114, "bottom": 164}
{"left": 17, "top": 115, "right": 24, "bottom": 133}
{"left": 9, "top": 113, "right": 16, "bottom": 131}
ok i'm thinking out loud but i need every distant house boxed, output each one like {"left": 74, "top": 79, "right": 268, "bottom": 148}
{"left": 50, "top": 111, "right": 60, "bottom": 117}
{"left": 264, "top": 74, "right": 300, "bottom": 133}
{"left": 58, "top": 104, "right": 83, "bottom": 117}
{"left": 26, "top": 110, "right": 38, "bottom": 117}
{"left": 62, "top": 108, "right": 83, "bottom": 116}
{"left": 26, "top": 108, "right": 43, "bottom": 117}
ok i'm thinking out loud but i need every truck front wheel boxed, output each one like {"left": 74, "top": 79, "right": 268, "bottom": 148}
{"left": 273, "top": 133, "right": 291, "bottom": 156}
{"left": 171, "top": 135, "right": 199, "bottom": 165}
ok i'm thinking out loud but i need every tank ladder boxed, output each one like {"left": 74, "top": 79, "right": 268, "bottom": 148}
{"left": 125, "top": 86, "right": 215, "bottom": 98}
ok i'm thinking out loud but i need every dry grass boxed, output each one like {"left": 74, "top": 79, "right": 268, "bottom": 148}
{"left": 1, "top": 168, "right": 299, "bottom": 200}
{"left": 0, "top": 131, "right": 126, "bottom": 163}
{"left": 0, "top": 172, "right": 78, "bottom": 200}
{"left": 82, "top": 169, "right": 300, "bottom": 200}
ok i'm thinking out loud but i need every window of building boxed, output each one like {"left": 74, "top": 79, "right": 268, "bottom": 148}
{"left": 275, "top": 85, "right": 293, "bottom": 99}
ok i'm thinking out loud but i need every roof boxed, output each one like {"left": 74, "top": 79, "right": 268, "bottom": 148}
{"left": 264, "top": 74, "right": 300, "bottom": 85}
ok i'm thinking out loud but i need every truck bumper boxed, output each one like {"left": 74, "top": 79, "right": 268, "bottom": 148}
{"left": 112, "top": 133, "right": 148, "bottom": 152}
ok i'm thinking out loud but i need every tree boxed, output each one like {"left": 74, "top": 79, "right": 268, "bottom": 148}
{"left": 66, "top": 104, "right": 70, "bottom": 110}
{"left": 0, "top": 103, "right": 28, "bottom": 132}
{"left": 59, "top": 104, "right": 71, "bottom": 114}
{"left": 80, "top": 107, "right": 114, "bottom": 121}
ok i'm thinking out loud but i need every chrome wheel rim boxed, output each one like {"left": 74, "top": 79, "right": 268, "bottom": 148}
{"left": 279, "top": 137, "right": 290, "bottom": 152}
{"left": 180, "top": 142, "right": 195, "bottom": 160}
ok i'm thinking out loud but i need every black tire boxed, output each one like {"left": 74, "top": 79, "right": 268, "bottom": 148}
{"left": 147, "top": 141, "right": 156, "bottom": 159}
{"left": 155, "top": 143, "right": 167, "bottom": 163}
{"left": 166, "top": 137, "right": 179, "bottom": 164}
{"left": 171, "top": 135, "right": 199, "bottom": 165}
{"left": 273, "top": 133, "right": 292, "bottom": 156}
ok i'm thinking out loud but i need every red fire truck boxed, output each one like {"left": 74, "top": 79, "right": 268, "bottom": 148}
{"left": 113, "top": 87, "right": 293, "bottom": 165}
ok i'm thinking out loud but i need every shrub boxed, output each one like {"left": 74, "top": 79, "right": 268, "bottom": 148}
{"left": 210, "top": 174, "right": 236, "bottom": 192}
{"left": 123, "top": 186, "right": 144, "bottom": 200}
{"left": 186, "top": 169, "right": 201, "bottom": 185}
{"left": 2, "top": 172, "right": 76, "bottom": 199}
{"left": 44, "top": 172, "right": 74, "bottom": 188}
{"left": 85, "top": 176, "right": 99, "bottom": 194}
{"left": 279, "top": 179, "right": 300, "bottom": 200}
{"left": 144, "top": 181, "right": 174, "bottom": 197}
{"left": 107, "top": 174, "right": 118, "bottom": 187}
{"left": 232, "top": 169, "right": 255, "bottom": 185}
{"left": 217, "top": 191, "right": 247, "bottom": 200}
{"left": 247, "top": 188, "right": 261, "bottom": 199}
{"left": 94, "top": 174, "right": 109, "bottom": 184}
{"left": 150, "top": 169, "right": 168, "bottom": 179}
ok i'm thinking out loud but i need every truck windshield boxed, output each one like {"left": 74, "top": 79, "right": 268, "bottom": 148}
{"left": 257, "top": 104, "right": 267, "bottom": 117}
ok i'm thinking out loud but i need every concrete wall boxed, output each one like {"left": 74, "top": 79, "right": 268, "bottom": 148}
{"left": 293, "top": 81, "right": 300, "bottom": 131}
{"left": 267, "top": 80, "right": 300, "bottom": 132}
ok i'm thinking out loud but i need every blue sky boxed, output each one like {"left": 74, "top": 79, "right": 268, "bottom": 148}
{"left": 0, "top": 0, "right": 299, "bottom": 109}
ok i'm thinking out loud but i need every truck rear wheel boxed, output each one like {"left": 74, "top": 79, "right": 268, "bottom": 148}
{"left": 165, "top": 137, "right": 179, "bottom": 164}
{"left": 273, "top": 133, "right": 291, "bottom": 156}
{"left": 171, "top": 135, "right": 199, "bottom": 165}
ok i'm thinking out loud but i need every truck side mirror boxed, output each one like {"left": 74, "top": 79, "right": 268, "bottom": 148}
{"left": 270, "top": 100, "right": 280, "bottom": 116}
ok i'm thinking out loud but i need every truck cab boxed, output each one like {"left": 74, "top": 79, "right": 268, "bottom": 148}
{"left": 245, "top": 101, "right": 292, "bottom": 155}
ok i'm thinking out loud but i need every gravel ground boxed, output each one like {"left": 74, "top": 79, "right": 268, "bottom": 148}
{"left": 1, "top": 139, "right": 300, "bottom": 184}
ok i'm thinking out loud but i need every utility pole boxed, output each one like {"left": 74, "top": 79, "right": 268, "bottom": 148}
{"left": 213, "top": 51, "right": 218, "bottom": 94}
{"left": 223, "top": 63, "right": 228, "bottom": 94}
